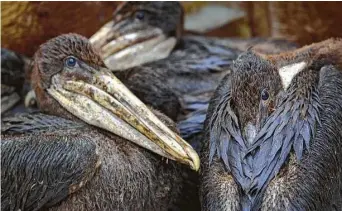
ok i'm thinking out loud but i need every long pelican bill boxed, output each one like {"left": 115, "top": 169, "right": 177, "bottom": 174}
{"left": 89, "top": 20, "right": 176, "bottom": 70}
{"left": 47, "top": 68, "right": 199, "bottom": 171}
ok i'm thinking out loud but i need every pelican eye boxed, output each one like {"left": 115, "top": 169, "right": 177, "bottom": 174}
{"left": 65, "top": 56, "right": 78, "bottom": 68}
{"left": 135, "top": 11, "right": 144, "bottom": 20}
{"left": 261, "top": 89, "right": 269, "bottom": 101}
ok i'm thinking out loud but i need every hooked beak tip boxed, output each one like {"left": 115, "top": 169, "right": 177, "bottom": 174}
{"left": 189, "top": 152, "right": 200, "bottom": 171}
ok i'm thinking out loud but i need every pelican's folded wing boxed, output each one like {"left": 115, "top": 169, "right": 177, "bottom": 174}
{"left": 1, "top": 114, "right": 100, "bottom": 211}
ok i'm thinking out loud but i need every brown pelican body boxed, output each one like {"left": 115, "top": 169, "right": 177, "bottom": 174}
{"left": 1, "top": 34, "right": 200, "bottom": 211}
{"left": 90, "top": 1, "right": 297, "bottom": 144}
{"left": 200, "top": 38, "right": 342, "bottom": 210}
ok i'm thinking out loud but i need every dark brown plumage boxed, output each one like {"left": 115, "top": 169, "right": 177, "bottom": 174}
{"left": 87, "top": 4, "right": 300, "bottom": 210}
{"left": 8, "top": 1, "right": 298, "bottom": 145}
{"left": 4, "top": 2, "right": 298, "bottom": 141}
{"left": 1, "top": 34, "right": 200, "bottom": 211}
{"left": 200, "top": 38, "right": 342, "bottom": 210}
{"left": 91, "top": 1, "right": 298, "bottom": 144}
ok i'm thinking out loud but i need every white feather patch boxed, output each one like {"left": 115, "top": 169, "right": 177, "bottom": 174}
{"left": 278, "top": 62, "right": 306, "bottom": 90}
{"left": 244, "top": 123, "right": 257, "bottom": 145}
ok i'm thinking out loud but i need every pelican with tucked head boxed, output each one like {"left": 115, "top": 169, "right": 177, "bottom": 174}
{"left": 200, "top": 38, "right": 342, "bottom": 210}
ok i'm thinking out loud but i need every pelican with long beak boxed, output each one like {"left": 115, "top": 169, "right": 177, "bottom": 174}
{"left": 90, "top": 1, "right": 297, "bottom": 71}
{"left": 1, "top": 33, "right": 199, "bottom": 211}
{"left": 89, "top": 1, "right": 298, "bottom": 143}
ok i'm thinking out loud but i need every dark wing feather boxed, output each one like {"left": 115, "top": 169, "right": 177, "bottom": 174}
{"left": 180, "top": 92, "right": 212, "bottom": 112}
{"left": 1, "top": 113, "right": 100, "bottom": 211}
{"left": 1, "top": 113, "right": 86, "bottom": 134}
{"left": 208, "top": 74, "right": 251, "bottom": 188}
{"left": 1, "top": 133, "right": 100, "bottom": 211}
{"left": 177, "top": 108, "right": 207, "bottom": 139}
{"left": 244, "top": 86, "right": 321, "bottom": 209}
{"left": 134, "top": 36, "right": 238, "bottom": 78}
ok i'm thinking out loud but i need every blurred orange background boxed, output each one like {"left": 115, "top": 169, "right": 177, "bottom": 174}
{"left": 2, "top": 1, "right": 342, "bottom": 56}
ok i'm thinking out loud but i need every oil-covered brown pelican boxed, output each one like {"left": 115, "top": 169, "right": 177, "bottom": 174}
{"left": 90, "top": 2, "right": 297, "bottom": 70}
{"left": 90, "top": 1, "right": 297, "bottom": 141}
{"left": 1, "top": 34, "right": 200, "bottom": 211}
{"left": 200, "top": 38, "right": 342, "bottom": 210}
